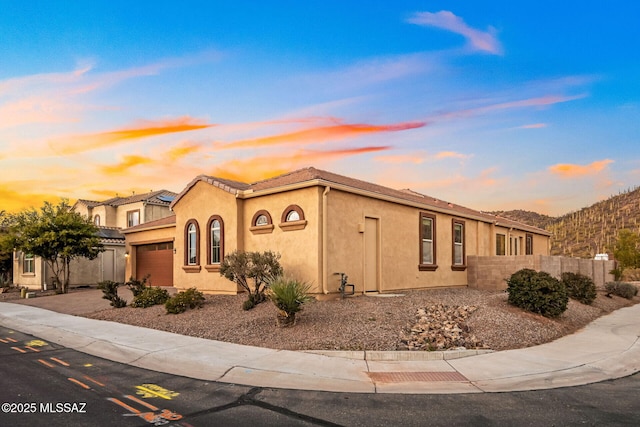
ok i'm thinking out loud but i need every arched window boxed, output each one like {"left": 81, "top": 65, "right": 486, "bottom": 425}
{"left": 94, "top": 215, "right": 101, "bottom": 226}
{"left": 207, "top": 215, "right": 224, "bottom": 266}
{"left": 184, "top": 220, "right": 200, "bottom": 267}
{"left": 281, "top": 205, "right": 305, "bottom": 223}
{"left": 279, "top": 205, "right": 307, "bottom": 231}
{"left": 250, "top": 210, "right": 274, "bottom": 235}
{"left": 252, "top": 210, "right": 273, "bottom": 227}
{"left": 286, "top": 210, "right": 300, "bottom": 221}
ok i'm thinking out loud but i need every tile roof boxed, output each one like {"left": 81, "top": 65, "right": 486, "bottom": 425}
{"left": 77, "top": 190, "right": 178, "bottom": 209}
{"left": 171, "top": 167, "right": 550, "bottom": 235}
{"left": 121, "top": 215, "right": 177, "bottom": 233}
{"left": 170, "top": 175, "right": 251, "bottom": 209}
{"left": 96, "top": 227, "right": 125, "bottom": 242}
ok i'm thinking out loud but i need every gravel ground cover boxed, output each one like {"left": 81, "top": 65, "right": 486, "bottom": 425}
{"left": 81, "top": 287, "right": 639, "bottom": 352}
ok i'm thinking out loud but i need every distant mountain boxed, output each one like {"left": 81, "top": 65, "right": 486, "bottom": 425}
{"left": 490, "top": 186, "right": 640, "bottom": 258}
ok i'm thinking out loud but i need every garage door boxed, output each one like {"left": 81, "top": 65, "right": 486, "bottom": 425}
{"left": 135, "top": 242, "right": 173, "bottom": 287}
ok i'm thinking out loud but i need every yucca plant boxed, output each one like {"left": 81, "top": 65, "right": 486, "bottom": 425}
{"left": 267, "top": 276, "right": 313, "bottom": 327}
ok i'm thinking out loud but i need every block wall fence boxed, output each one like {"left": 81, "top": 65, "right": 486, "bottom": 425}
{"left": 467, "top": 255, "right": 616, "bottom": 291}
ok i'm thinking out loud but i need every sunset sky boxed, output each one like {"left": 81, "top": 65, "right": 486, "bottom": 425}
{"left": 1, "top": 1, "right": 639, "bottom": 215}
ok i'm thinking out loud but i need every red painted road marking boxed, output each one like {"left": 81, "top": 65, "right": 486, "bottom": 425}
{"left": 0, "top": 338, "right": 8, "bottom": 344}
{"left": 107, "top": 397, "right": 141, "bottom": 414}
{"left": 67, "top": 377, "right": 91, "bottom": 390}
{"left": 50, "top": 357, "right": 70, "bottom": 366}
{"left": 10, "top": 347, "right": 27, "bottom": 353}
{"left": 83, "top": 375, "right": 105, "bottom": 387}
{"left": 5, "top": 337, "right": 17, "bottom": 343}
{"left": 125, "top": 395, "right": 159, "bottom": 411}
{"left": 37, "top": 359, "right": 56, "bottom": 368}
{"left": 25, "top": 346, "right": 40, "bottom": 352}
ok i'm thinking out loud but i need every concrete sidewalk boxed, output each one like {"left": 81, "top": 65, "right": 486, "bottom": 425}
{"left": 1, "top": 297, "right": 639, "bottom": 394}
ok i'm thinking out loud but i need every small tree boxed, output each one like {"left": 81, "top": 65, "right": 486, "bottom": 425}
{"left": 3, "top": 200, "right": 103, "bottom": 293}
{"left": 0, "top": 211, "right": 13, "bottom": 279}
{"left": 220, "top": 250, "right": 283, "bottom": 309}
{"left": 613, "top": 229, "right": 640, "bottom": 277}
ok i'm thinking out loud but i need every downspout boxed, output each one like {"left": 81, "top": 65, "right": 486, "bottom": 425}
{"left": 322, "top": 186, "right": 331, "bottom": 294}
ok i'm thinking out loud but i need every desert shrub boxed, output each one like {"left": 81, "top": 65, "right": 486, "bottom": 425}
{"left": 165, "top": 288, "right": 205, "bottom": 314}
{"left": 220, "top": 250, "right": 283, "bottom": 309}
{"left": 605, "top": 282, "right": 639, "bottom": 299}
{"left": 126, "top": 275, "right": 150, "bottom": 297}
{"left": 131, "top": 287, "right": 170, "bottom": 308}
{"left": 561, "top": 272, "right": 597, "bottom": 305}
{"left": 0, "top": 272, "right": 11, "bottom": 288}
{"left": 506, "top": 269, "right": 568, "bottom": 318}
{"left": 97, "top": 280, "right": 127, "bottom": 308}
{"left": 622, "top": 268, "right": 640, "bottom": 281}
{"left": 267, "top": 276, "right": 313, "bottom": 316}
{"left": 242, "top": 299, "right": 255, "bottom": 311}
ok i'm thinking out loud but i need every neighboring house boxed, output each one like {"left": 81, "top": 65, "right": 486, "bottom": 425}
{"left": 123, "top": 168, "right": 551, "bottom": 295}
{"left": 13, "top": 190, "right": 177, "bottom": 290}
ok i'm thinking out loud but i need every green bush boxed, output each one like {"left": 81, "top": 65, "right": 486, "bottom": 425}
{"left": 131, "top": 287, "right": 170, "bottom": 308}
{"left": 605, "top": 282, "right": 639, "bottom": 299}
{"left": 242, "top": 299, "right": 255, "bottom": 311}
{"left": 561, "top": 272, "right": 597, "bottom": 305}
{"left": 97, "top": 280, "right": 127, "bottom": 308}
{"left": 506, "top": 269, "right": 569, "bottom": 318}
{"left": 165, "top": 288, "right": 205, "bottom": 314}
{"left": 267, "top": 276, "right": 313, "bottom": 316}
{"left": 126, "top": 275, "right": 150, "bottom": 297}
{"left": 267, "top": 276, "right": 313, "bottom": 327}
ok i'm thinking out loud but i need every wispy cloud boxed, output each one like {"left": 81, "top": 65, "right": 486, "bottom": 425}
{"left": 519, "top": 123, "right": 547, "bottom": 129}
{"left": 0, "top": 52, "right": 221, "bottom": 131}
{"left": 308, "top": 52, "right": 436, "bottom": 91}
{"left": 100, "top": 154, "right": 154, "bottom": 175}
{"left": 211, "top": 146, "right": 390, "bottom": 183}
{"left": 215, "top": 120, "right": 426, "bottom": 150}
{"left": 374, "top": 150, "right": 470, "bottom": 164}
{"left": 549, "top": 159, "right": 614, "bottom": 178}
{"left": 434, "top": 94, "right": 586, "bottom": 122}
{"left": 51, "top": 117, "right": 213, "bottom": 155}
{"left": 0, "top": 182, "right": 62, "bottom": 213}
{"left": 435, "top": 151, "right": 470, "bottom": 160}
{"left": 166, "top": 142, "right": 203, "bottom": 161}
{"left": 375, "top": 152, "right": 427, "bottom": 164}
{"left": 408, "top": 10, "right": 502, "bottom": 55}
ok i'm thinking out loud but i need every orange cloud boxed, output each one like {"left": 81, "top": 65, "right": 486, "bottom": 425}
{"left": 100, "top": 155, "right": 154, "bottom": 175}
{"left": 375, "top": 153, "right": 426, "bottom": 164}
{"left": 52, "top": 117, "right": 214, "bottom": 155}
{"left": 0, "top": 183, "right": 62, "bottom": 213}
{"left": 211, "top": 146, "right": 391, "bottom": 183}
{"left": 549, "top": 159, "right": 614, "bottom": 178}
{"left": 435, "top": 151, "right": 470, "bottom": 160}
{"left": 216, "top": 121, "right": 426, "bottom": 150}
{"left": 166, "top": 142, "right": 203, "bottom": 161}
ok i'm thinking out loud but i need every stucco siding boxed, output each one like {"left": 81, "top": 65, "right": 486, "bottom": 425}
{"left": 172, "top": 181, "right": 240, "bottom": 293}
{"left": 325, "top": 189, "right": 469, "bottom": 294}
{"left": 243, "top": 187, "right": 322, "bottom": 292}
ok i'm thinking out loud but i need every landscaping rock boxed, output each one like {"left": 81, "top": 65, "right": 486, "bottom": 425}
{"left": 401, "top": 304, "right": 486, "bottom": 351}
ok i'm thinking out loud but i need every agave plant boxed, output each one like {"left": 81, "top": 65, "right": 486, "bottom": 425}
{"left": 267, "top": 276, "right": 313, "bottom": 327}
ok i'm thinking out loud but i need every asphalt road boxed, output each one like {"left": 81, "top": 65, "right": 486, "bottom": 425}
{"left": 1, "top": 326, "right": 639, "bottom": 426}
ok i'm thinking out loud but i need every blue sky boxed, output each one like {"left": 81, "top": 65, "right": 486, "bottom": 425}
{"left": 1, "top": 1, "right": 639, "bottom": 215}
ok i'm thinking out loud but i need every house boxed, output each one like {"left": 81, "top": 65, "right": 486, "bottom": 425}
{"left": 13, "top": 190, "right": 177, "bottom": 290}
{"left": 122, "top": 167, "right": 551, "bottom": 295}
